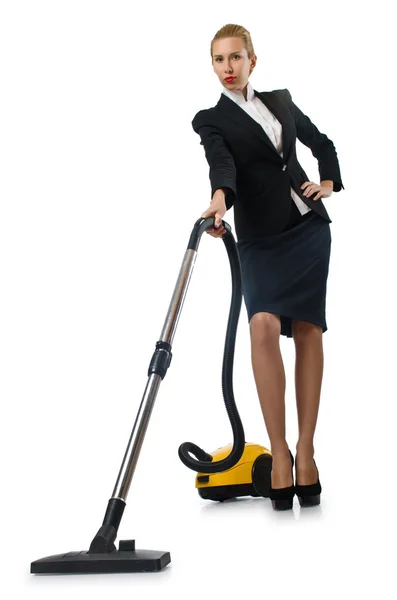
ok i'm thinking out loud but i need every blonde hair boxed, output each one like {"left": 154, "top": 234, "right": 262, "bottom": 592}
{"left": 210, "top": 24, "right": 255, "bottom": 61}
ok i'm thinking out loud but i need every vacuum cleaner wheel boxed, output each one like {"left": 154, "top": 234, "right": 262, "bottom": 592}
{"left": 251, "top": 453, "right": 273, "bottom": 498}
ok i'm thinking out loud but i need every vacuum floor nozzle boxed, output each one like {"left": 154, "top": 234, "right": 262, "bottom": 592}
{"left": 31, "top": 540, "right": 171, "bottom": 574}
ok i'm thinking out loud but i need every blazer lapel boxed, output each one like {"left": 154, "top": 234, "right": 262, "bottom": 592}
{"left": 217, "top": 89, "right": 291, "bottom": 163}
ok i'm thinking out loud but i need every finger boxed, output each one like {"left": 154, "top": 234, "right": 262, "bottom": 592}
{"left": 301, "top": 181, "right": 314, "bottom": 191}
{"left": 206, "top": 225, "right": 224, "bottom": 235}
{"left": 213, "top": 228, "right": 225, "bottom": 237}
{"left": 304, "top": 185, "right": 319, "bottom": 197}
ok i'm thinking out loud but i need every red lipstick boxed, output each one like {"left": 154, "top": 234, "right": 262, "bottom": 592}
{"left": 225, "top": 77, "right": 236, "bottom": 82}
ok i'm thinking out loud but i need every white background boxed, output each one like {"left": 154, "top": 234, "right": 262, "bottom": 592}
{"left": 1, "top": 0, "right": 396, "bottom": 597}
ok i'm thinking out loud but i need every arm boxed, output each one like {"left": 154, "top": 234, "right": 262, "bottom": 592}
{"left": 282, "top": 89, "right": 345, "bottom": 192}
{"left": 192, "top": 111, "right": 237, "bottom": 210}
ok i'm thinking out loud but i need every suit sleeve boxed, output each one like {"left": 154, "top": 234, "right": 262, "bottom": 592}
{"left": 281, "top": 89, "right": 345, "bottom": 192}
{"left": 192, "top": 111, "right": 237, "bottom": 210}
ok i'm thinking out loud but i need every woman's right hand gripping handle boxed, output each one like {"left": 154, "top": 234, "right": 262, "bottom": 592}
{"left": 201, "top": 188, "right": 227, "bottom": 238}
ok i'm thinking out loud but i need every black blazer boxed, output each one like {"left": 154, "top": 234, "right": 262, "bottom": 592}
{"left": 192, "top": 88, "right": 344, "bottom": 239}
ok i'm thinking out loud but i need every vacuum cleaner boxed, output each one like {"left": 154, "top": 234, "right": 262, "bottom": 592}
{"left": 30, "top": 215, "right": 273, "bottom": 575}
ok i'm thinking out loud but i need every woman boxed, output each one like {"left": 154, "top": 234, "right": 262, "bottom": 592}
{"left": 192, "top": 24, "right": 344, "bottom": 510}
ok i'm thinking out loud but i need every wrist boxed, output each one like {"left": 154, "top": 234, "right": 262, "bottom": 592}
{"left": 212, "top": 188, "right": 226, "bottom": 202}
{"left": 321, "top": 180, "right": 333, "bottom": 189}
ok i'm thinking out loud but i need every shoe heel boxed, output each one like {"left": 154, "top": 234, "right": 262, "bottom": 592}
{"left": 297, "top": 493, "right": 321, "bottom": 507}
{"left": 269, "top": 449, "right": 295, "bottom": 511}
{"left": 294, "top": 456, "right": 322, "bottom": 507}
{"left": 272, "top": 497, "right": 293, "bottom": 511}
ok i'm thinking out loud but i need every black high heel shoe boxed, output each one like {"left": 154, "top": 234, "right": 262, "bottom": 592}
{"left": 294, "top": 456, "right": 322, "bottom": 507}
{"left": 269, "top": 449, "right": 295, "bottom": 510}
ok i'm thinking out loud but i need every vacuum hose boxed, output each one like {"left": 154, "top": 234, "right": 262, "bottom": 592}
{"left": 178, "top": 216, "right": 246, "bottom": 474}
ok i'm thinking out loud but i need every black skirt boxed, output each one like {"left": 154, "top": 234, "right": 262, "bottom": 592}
{"left": 236, "top": 199, "right": 332, "bottom": 338}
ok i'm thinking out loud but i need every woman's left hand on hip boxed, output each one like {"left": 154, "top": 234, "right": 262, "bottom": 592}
{"left": 301, "top": 181, "right": 333, "bottom": 201}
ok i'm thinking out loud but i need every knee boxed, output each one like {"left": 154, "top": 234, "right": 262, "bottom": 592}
{"left": 249, "top": 312, "right": 281, "bottom": 344}
{"left": 292, "top": 320, "right": 322, "bottom": 342}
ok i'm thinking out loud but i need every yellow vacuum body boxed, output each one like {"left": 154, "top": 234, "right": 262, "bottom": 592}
{"left": 196, "top": 442, "right": 273, "bottom": 502}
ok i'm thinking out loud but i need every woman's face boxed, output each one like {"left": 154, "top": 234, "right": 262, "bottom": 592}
{"left": 212, "top": 37, "right": 256, "bottom": 91}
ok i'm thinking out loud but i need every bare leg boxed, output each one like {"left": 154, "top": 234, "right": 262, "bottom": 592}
{"left": 249, "top": 312, "right": 293, "bottom": 489}
{"left": 292, "top": 320, "right": 323, "bottom": 485}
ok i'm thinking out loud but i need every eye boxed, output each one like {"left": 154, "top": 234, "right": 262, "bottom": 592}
{"left": 215, "top": 55, "right": 240, "bottom": 62}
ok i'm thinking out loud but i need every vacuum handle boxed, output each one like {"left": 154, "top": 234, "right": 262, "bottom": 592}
{"left": 204, "top": 216, "right": 232, "bottom": 232}
{"left": 187, "top": 216, "right": 232, "bottom": 252}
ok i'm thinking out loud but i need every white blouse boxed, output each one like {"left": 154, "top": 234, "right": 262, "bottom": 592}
{"left": 222, "top": 81, "right": 311, "bottom": 215}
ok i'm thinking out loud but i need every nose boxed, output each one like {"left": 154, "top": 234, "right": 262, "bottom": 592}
{"left": 221, "top": 60, "right": 233, "bottom": 73}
